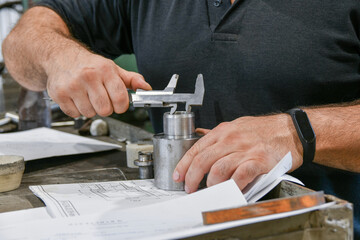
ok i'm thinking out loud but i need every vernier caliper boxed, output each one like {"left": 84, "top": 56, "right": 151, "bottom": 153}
{"left": 130, "top": 74, "right": 205, "bottom": 114}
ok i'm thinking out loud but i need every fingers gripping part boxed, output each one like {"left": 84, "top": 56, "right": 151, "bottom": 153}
{"left": 118, "top": 68, "right": 148, "bottom": 91}
{"left": 59, "top": 99, "right": 81, "bottom": 118}
{"left": 207, "top": 154, "right": 241, "bottom": 187}
{"left": 104, "top": 79, "right": 128, "bottom": 113}
{"left": 231, "top": 160, "right": 265, "bottom": 190}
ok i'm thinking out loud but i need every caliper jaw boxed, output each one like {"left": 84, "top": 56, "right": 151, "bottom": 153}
{"left": 130, "top": 74, "right": 205, "bottom": 114}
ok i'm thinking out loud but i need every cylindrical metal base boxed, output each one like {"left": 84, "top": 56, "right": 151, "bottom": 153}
{"left": 153, "top": 134, "right": 199, "bottom": 190}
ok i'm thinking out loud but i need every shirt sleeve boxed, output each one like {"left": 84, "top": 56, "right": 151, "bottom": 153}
{"left": 35, "top": 0, "right": 133, "bottom": 59}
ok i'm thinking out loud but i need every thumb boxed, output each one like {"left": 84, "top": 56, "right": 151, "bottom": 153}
{"left": 118, "top": 67, "right": 152, "bottom": 91}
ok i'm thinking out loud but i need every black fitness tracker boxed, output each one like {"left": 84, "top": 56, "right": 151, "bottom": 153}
{"left": 286, "top": 108, "right": 316, "bottom": 163}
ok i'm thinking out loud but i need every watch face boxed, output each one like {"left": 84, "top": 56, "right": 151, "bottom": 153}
{"left": 295, "top": 110, "right": 315, "bottom": 142}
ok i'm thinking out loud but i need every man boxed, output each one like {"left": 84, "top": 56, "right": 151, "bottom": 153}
{"left": 2, "top": 0, "right": 360, "bottom": 237}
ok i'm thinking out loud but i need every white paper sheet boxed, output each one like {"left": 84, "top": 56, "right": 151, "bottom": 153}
{"left": 0, "top": 207, "right": 51, "bottom": 226}
{"left": 0, "top": 180, "right": 248, "bottom": 240}
{"left": 29, "top": 179, "right": 187, "bottom": 217}
{"left": 243, "top": 152, "right": 304, "bottom": 202}
{"left": 0, "top": 127, "right": 120, "bottom": 161}
{"left": 248, "top": 174, "right": 303, "bottom": 203}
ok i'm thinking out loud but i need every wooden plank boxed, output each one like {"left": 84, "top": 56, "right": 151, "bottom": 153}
{"left": 202, "top": 191, "right": 325, "bottom": 225}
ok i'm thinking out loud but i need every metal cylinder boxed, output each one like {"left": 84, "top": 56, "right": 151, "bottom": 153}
{"left": 163, "top": 111, "right": 195, "bottom": 138}
{"left": 138, "top": 166, "right": 153, "bottom": 179}
{"left": 134, "top": 151, "right": 153, "bottom": 179}
{"left": 153, "top": 111, "right": 199, "bottom": 190}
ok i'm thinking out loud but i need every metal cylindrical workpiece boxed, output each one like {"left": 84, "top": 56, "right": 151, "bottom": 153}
{"left": 153, "top": 111, "right": 199, "bottom": 190}
{"left": 163, "top": 111, "right": 195, "bottom": 138}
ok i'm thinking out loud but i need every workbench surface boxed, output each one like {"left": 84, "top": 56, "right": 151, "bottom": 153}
{"left": 0, "top": 126, "right": 139, "bottom": 213}
{"left": 0, "top": 125, "right": 353, "bottom": 240}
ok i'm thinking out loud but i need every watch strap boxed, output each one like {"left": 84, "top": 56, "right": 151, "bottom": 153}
{"left": 286, "top": 108, "right": 316, "bottom": 163}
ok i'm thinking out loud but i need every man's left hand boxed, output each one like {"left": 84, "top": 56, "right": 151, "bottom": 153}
{"left": 173, "top": 114, "right": 303, "bottom": 193}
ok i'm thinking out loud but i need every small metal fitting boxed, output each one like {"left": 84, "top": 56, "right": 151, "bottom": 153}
{"left": 134, "top": 151, "right": 154, "bottom": 179}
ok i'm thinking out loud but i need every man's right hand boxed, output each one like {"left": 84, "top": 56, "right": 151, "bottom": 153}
{"left": 2, "top": 6, "right": 151, "bottom": 119}
{"left": 46, "top": 51, "right": 151, "bottom": 118}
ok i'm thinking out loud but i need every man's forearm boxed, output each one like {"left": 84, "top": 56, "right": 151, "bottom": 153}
{"left": 2, "top": 6, "right": 84, "bottom": 90}
{"left": 306, "top": 102, "right": 360, "bottom": 172}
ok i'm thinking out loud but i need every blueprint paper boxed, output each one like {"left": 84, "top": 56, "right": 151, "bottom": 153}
{"left": 30, "top": 179, "right": 187, "bottom": 217}
{"left": 29, "top": 153, "right": 303, "bottom": 218}
{"left": 0, "top": 179, "right": 330, "bottom": 240}
{"left": 0, "top": 180, "right": 248, "bottom": 240}
{"left": 1, "top": 153, "right": 310, "bottom": 240}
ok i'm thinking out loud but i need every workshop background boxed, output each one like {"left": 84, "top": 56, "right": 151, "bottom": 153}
{"left": 0, "top": 0, "right": 21, "bottom": 113}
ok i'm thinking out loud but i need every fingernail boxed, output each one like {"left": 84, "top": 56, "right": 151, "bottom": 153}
{"left": 140, "top": 78, "right": 152, "bottom": 90}
{"left": 145, "top": 83, "right": 152, "bottom": 90}
{"left": 185, "top": 185, "right": 190, "bottom": 193}
{"left": 173, "top": 171, "right": 180, "bottom": 181}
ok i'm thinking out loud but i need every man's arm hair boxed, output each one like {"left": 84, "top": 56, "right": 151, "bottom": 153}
{"left": 2, "top": 6, "right": 86, "bottom": 90}
{"left": 305, "top": 101, "right": 360, "bottom": 172}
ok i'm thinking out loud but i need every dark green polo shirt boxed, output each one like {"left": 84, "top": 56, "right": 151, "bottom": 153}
{"left": 36, "top": 1, "right": 360, "bottom": 237}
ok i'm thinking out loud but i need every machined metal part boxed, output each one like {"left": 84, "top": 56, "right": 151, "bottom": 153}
{"left": 134, "top": 151, "right": 154, "bottom": 179}
{"left": 130, "top": 74, "right": 205, "bottom": 114}
{"left": 153, "top": 111, "right": 200, "bottom": 190}
{"left": 163, "top": 111, "right": 195, "bottom": 138}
